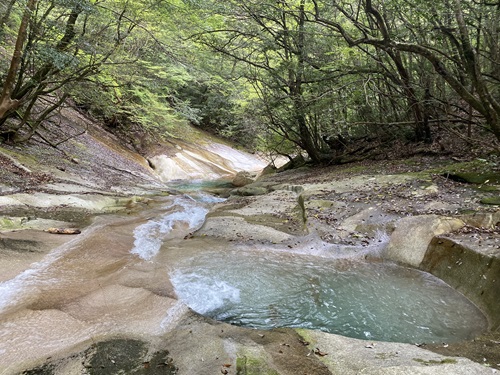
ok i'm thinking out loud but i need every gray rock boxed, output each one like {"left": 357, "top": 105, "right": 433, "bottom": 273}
{"left": 231, "top": 186, "right": 268, "bottom": 196}
{"left": 232, "top": 171, "right": 256, "bottom": 187}
{"left": 383, "top": 215, "right": 464, "bottom": 267}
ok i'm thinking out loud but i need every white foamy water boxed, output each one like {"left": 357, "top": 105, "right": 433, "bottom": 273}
{"left": 130, "top": 195, "right": 211, "bottom": 260}
{"left": 170, "top": 270, "right": 241, "bottom": 314}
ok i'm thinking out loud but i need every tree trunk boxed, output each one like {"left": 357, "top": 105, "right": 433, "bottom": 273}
{"left": 0, "top": 0, "right": 16, "bottom": 33}
{"left": 0, "top": 0, "right": 38, "bottom": 121}
{"left": 293, "top": 0, "right": 322, "bottom": 163}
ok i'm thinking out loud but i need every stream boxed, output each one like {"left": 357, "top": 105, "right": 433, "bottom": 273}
{"left": 0, "top": 183, "right": 489, "bottom": 372}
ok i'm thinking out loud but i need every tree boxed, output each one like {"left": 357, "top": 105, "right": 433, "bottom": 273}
{"left": 0, "top": 0, "right": 143, "bottom": 143}
{"left": 190, "top": 0, "right": 349, "bottom": 162}
{"left": 0, "top": 0, "right": 17, "bottom": 34}
{"left": 313, "top": 0, "right": 500, "bottom": 143}
{"left": 0, "top": 0, "right": 38, "bottom": 122}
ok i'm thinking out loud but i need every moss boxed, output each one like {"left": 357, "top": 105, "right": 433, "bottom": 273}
{"left": 480, "top": 197, "right": 500, "bottom": 205}
{"left": 0, "top": 147, "right": 37, "bottom": 166}
{"left": 413, "top": 358, "right": 458, "bottom": 365}
{"left": 295, "top": 329, "right": 313, "bottom": 344}
{"left": 475, "top": 185, "right": 500, "bottom": 192}
{"left": 20, "top": 339, "right": 177, "bottom": 375}
{"left": 375, "top": 352, "right": 399, "bottom": 360}
{"left": 0, "top": 217, "right": 17, "bottom": 230}
{"left": 444, "top": 172, "right": 500, "bottom": 185}
{"left": 297, "top": 194, "right": 307, "bottom": 224}
{"left": 236, "top": 355, "right": 279, "bottom": 375}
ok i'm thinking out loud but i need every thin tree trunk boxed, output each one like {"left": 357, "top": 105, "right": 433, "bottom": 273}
{"left": 0, "top": 0, "right": 38, "bottom": 120}
{"left": 0, "top": 0, "right": 16, "bottom": 33}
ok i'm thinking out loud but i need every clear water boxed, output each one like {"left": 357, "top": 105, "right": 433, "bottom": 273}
{"left": 171, "top": 251, "right": 487, "bottom": 344}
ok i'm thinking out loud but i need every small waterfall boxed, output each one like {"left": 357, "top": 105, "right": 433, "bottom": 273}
{"left": 131, "top": 192, "right": 225, "bottom": 261}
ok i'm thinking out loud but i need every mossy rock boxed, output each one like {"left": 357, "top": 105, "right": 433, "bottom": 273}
{"left": 412, "top": 357, "right": 458, "bottom": 365}
{"left": 443, "top": 172, "right": 500, "bottom": 184}
{"left": 476, "top": 185, "right": 500, "bottom": 192}
{"left": 0, "top": 217, "right": 19, "bottom": 230}
{"left": 236, "top": 356, "right": 279, "bottom": 375}
{"left": 480, "top": 197, "right": 500, "bottom": 205}
{"left": 22, "top": 339, "right": 177, "bottom": 375}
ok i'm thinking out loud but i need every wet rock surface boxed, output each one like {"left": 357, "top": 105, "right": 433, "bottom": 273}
{"left": 0, "top": 126, "right": 499, "bottom": 375}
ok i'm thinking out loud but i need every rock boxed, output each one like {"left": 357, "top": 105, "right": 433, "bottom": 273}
{"left": 339, "top": 207, "right": 397, "bottom": 236}
{"left": 305, "top": 199, "right": 340, "bottom": 210}
{"left": 442, "top": 172, "right": 500, "bottom": 184}
{"left": 411, "top": 183, "right": 439, "bottom": 197}
{"left": 300, "top": 329, "right": 494, "bottom": 375}
{"left": 461, "top": 212, "right": 500, "bottom": 229}
{"left": 480, "top": 197, "right": 500, "bottom": 205}
{"left": 383, "top": 215, "right": 465, "bottom": 267}
{"left": 422, "top": 237, "right": 500, "bottom": 330}
{"left": 196, "top": 216, "right": 293, "bottom": 243}
{"left": 269, "top": 183, "right": 304, "bottom": 193}
{"left": 259, "top": 163, "right": 277, "bottom": 176}
{"left": 232, "top": 171, "right": 256, "bottom": 187}
{"left": 231, "top": 186, "right": 268, "bottom": 196}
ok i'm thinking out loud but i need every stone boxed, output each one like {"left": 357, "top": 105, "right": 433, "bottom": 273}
{"left": 231, "top": 186, "right": 268, "bottom": 196}
{"left": 299, "top": 329, "right": 494, "bottom": 375}
{"left": 232, "top": 171, "right": 256, "bottom": 187}
{"left": 383, "top": 215, "right": 465, "bottom": 268}
{"left": 480, "top": 197, "right": 500, "bottom": 205}
{"left": 461, "top": 212, "right": 500, "bottom": 229}
{"left": 422, "top": 237, "right": 500, "bottom": 330}
{"left": 196, "top": 216, "right": 293, "bottom": 243}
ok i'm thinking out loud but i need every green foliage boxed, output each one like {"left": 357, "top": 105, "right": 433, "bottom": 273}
{"left": 34, "top": 46, "right": 79, "bottom": 70}
{"left": 1, "top": 0, "right": 498, "bottom": 153}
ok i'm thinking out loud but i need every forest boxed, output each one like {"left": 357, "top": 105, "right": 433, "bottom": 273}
{"left": 1, "top": 0, "right": 499, "bottom": 163}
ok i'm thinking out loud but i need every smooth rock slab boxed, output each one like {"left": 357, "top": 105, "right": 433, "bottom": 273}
{"left": 383, "top": 215, "right": 465, "bottom": 267}
{"left": 299, "top": 329, "right": 497, "bottom": 375}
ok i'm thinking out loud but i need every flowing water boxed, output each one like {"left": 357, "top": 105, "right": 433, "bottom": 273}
{"left": 0, "top": 184, "right": 489, "bottom": 373}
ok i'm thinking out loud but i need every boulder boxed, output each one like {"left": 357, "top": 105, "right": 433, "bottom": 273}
{"left": 232, "top": 171, "right": 256, "bottom": 187}
{"left": 383, "top": 215, "right": 464, "bottom": 267}
{"left": 461, "top": 212, "right": 500, "bottom": 229}
{"left": 422, "top": 237, "right": 500, "bottom": 330}
{"left": 231, "top": 185, "right": 268, "bottom": 196}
